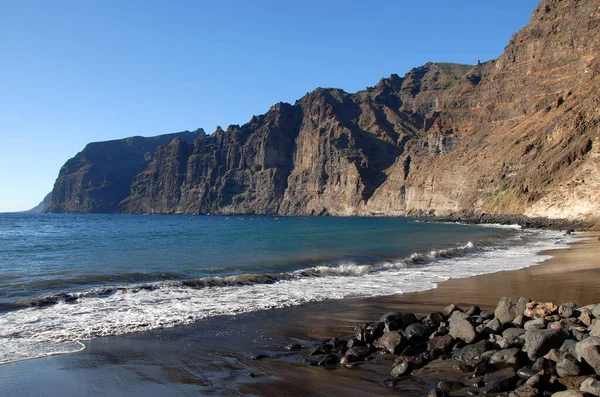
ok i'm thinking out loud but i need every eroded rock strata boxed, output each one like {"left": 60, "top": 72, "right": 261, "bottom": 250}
{"left": 48, "top": 0, "right": 600, "bottom": 218}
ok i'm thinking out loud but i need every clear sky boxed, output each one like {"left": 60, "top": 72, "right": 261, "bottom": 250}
{"left": 0, "top": 0, "right": 540, "bottom": 212}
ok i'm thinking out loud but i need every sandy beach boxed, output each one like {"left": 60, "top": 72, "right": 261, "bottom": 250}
{"left": 1, "top": 231, "right": 599, "bottom": 396}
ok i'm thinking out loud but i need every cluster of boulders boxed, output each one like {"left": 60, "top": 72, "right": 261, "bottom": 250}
{"left": 284, "top": 297, "right": 600, "bottom": 396}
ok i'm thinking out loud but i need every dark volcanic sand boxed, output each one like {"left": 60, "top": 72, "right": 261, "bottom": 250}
{"left": 1, "top": 232, "right": 599, "bottom": 396}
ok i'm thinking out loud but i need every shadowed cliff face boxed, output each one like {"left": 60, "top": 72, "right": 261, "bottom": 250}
{"left": 48, "top": 0, "right": 600, "bottom": 219}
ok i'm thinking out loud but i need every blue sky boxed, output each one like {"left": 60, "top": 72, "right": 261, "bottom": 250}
{"left": 0, "top": 0, "right": 540, "bottom": 212}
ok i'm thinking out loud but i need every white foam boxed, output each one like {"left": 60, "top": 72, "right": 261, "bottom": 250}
{"left": 0, "top": 229, "right": 577, "bottom": 364}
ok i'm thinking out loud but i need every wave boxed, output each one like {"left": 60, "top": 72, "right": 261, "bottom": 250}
{"left": 0, "top": 229, "right": 577, "bottom": 365}
{"left": 1, "top": 241, "right": 478, "bottom": 311}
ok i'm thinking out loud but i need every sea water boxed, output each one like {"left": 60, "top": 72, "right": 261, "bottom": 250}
{"left": 0, "top": 213, "right": 574, "bottom": 364}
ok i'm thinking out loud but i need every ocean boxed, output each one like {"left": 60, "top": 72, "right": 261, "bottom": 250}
{"left": 0, "top": 213, "right": 574, "bottom": 365}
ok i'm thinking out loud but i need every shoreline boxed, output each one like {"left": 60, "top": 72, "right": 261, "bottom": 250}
{"left": 0, "top": 231, "right": 599, "bottom": 396}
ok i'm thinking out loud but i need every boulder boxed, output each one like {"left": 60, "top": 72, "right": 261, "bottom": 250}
{"left": 483, "top": 318, "right": 504, "bottom": 335}
{"left": 509, "top": 385, "right": 539, "bottom": 397}
{"left": 452, "top": 340, "right": 493, "bottom": 365}
{"left": 559, "top": 303, "right": 577, "bottom": 319}
{"left": 524, "top": 318, "right": 547, "bottom": 331}
{"left": 574, "top": 336, "right": 600, "bottom": 361}
{"left": 480, "top": 310, "right": 494, "bottom": 320}
{"left": 524, "top": 328, "right": 568, "bottom": 361}
{"left": 560, "top": 340, "right": 578, "bottom": 357}
{"left": 495, "top": 297, "right": 531, "bottom": 324}
{"left": 489, "top": 348, "right": 523, "bottom": 368}
{"left": 503, "top": 327, "right": 527, "bottom": 339}
{"left": 557, "top": 353, "right": 584, "bottom": 377}
{"left": 466, "top": 306, "right": 481, "bottom": 316}
{"left": 580, "top": 377, "right": 600, "bottom": 396}
{"left": 449, "top": 319, "right": 477, "bottom": 343}
{"left": 428, "top": 334, "right": 455, "bottom": 353}
{"left": 373, "top": 331, "right": 407, "bottom": 354}
{"left": 379, "top": 311, "right": 417, "bottom": 332}
{"left": 525, "top": 301, "right": 558, "bottom": 319}
{"left": 482, "top": 367, "right": 518, "bottom": 393}
{"left": 592, "top": 303, "right": 600, "bottom": 319}
{"left": 581, "top": 344, "right": 600, "bottom": 374}
{"left": 448, "top": 310, "right": 470, "bottom": 324}
{"left": 405, "top": 323, "right": 431, "bottom": 341}
{"left": 424, "top": 312, "right": 446, "bottom": 327}
{"left": 390, "top": 360, "right": 411, "bottom": 377}
{"left": 590, "top": 320, "right": 600, "bottom": 338}
{"left": 517, "top": 367, "right": 538, "bottom": 380}
{"left": 343, "top": 346, "right": 372, "bottom": 362}
{"left": 578, "top": 308, "right": 593, "bottom": 327}
{"left": 443, "top": 304, "right": 460, "bottom": 317}
{"left": 317, "top": 353, "right": 338, "bottom": 366}
{"left": 551, "top": 392, "right": 584, "bottom": 397}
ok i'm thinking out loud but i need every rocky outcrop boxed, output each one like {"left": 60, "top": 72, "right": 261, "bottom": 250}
{"left": 47, "top": 130, "right": 201, "bottom": 213}
{"left": 48, "top": 0, "right": 600, "bottom": 218}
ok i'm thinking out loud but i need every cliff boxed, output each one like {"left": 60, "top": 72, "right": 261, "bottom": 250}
{"left": 47, "top": 130, "right": 201, "bottom": 213}
{"left": 48, "top": 0, "right": 600, "bottom": 219}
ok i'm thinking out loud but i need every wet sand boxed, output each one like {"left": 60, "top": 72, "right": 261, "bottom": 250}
{"left": 1, "top": 232, "right": 599, "bottom": 396}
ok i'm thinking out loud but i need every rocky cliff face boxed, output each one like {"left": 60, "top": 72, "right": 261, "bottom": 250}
{"left": 47, "top": 130, "right": 201, "bottom": 213}
{"left": 48, "top": 0, "right": 600, "bottom": 219}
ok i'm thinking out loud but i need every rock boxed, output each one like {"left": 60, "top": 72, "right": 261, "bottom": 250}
{"left": 428, "top": 334, "right": 455, "bottom": 353}
{"left": 449, "top": 319, "right": 477, "bottom": 344}
{"left": 593, "top": 304, "right": 600, "bottom": 319}
{"left": 380, "top": 311, "right": 417, "bottom": 332}
{"left": 474, "top": 361, "right": 495, "bottom": 376}
{"left": 489, "top": 348, "right": 523, "bottom": 368}
{"left": 346, "top": 337, "right": 365, "bottom": 348}
{"left": 517, "top": 367, "right": 538, "bottom": 380}
{"left": 556, "top": 353, "right": 584, "bottom": 377}
{"left": 513, "top": 315, "right": 526, "bottom": 327}
{"left": 574, "top": 336, "right": 600, "bottom": 361}
{"left": 525, "top": 374, "right": 543, "bottom": 388}
{"left": 579, "top": 309, "right": 594, "bottom": 327}
{"left": 572, "top": 328, "right": 587, "bottom": 342}
{"left": 551, "top": 392, "right": 584, "bottom": 397}
{"left": 405, "top": 323, "right": 431, "bottom": 341}
{"left": 560, "top": 340, "right": 578, "bottom": 357}
{"left": 466, "top": 306, "right": 481, "bottom": 316}
{"left": 581, "top": 345, "right": 600, "bottom": 374}
{"left": 524, "top": 329, "right": 568, "bottom": 361}
{"left": 452, "top": 340, "right": 493, "bottom": 365}
{"left": 285, "top": 343, "right": 302, "bottom": 351}
{"left": 525, "top": 302, "right": 559, "bottom": 319}
{"left": 483, "top": 318, "right": 504, "bottom": 335}
{"left": 365, "top": 321, "right": 385, "bottom": 341}
{"left": 590, "top": 320, "right": 600, "bottom": 338}
{"left": 373, "top": 331, "right": 407, "bottom": 354}
{"left": 318, "top": 354, "right": 338, "bottom": 366}
{"left": 557, "top": 375, "right": 592, "bottom": 390}
{"left": 448, "top": 311, "right": 470, "bottom": 324}
{"left": 437, "top": 380, "right": 465, "bottom": 393}
{"left": 559, "top": 303, "right": 577, "bottom": 319}
{"left": 343, "top": 346, "right": 372, "bottom": 362}
{"left": 425, "top": 312, "right": 446, "bottom": 327}
{"left": 443, "top": 304, "right": 461, "bottom": 317}
{"left": 544, "top": 349, "right": 561, "bottom": 362}
{"left": 504, "top": 327, "right": 527, "bottom": 339}
{"left": 309, "top": 344, "right": 332, "bottom": 356}
{"left": 580, "top": 377, "right": 600, "bottom": 396}
{"left": 509, "top": 385, "right": 540, "bottom": 397}
{"left": 525, "top": 318, "right": 548, "bottom": 331}
{"left": 495, "top": 297, "right": 531, "bottom": 324}
{"left": 427, "top": 388, "right": 450, "bottom": 397}
{"left": 390, "top": 361, "right": 411, "bottom": 377}
{"left": 482, "top": 367, "right": 518, "bottom": 393}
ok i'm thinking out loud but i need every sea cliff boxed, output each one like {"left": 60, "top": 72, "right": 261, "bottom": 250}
{"left": 47, "top": 0, "right": 600, "bottom": 219}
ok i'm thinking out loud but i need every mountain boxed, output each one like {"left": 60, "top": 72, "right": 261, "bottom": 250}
{"left": 26, "top": 192, "right": 53, "bottom": 213}
{"left": 47, "top": 0, "right": 600, "bottom": 219}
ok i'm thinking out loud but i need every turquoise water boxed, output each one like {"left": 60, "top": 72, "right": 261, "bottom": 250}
{"left": 0, "top": 213, "right": 571, "bottom": 363}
